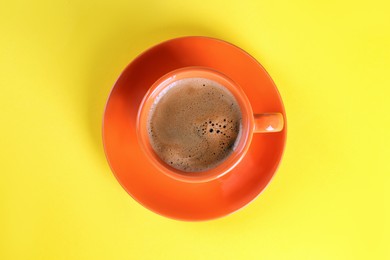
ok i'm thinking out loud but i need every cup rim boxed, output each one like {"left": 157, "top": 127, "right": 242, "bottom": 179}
{"left": 136, "top": 66, "right": 255, "bottom": 183}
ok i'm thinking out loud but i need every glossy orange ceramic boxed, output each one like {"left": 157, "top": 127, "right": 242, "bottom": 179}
{"left": 136, "top": 67, "right": 284, "bottom": 183}
{"left": 103, "top": 36, "right": 287, "bottom": 221}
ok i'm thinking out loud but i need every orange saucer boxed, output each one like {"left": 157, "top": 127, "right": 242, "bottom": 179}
{"left": 103, "top": 36, "right": 286, "bottom": 221}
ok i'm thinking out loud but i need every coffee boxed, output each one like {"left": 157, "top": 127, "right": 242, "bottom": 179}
{"left": 147, "top": 77, "right": 242, "bottom": 172}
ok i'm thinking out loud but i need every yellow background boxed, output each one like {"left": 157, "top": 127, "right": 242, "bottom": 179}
{"left": 1, "top": 0, "right": 389, "bottom": 259}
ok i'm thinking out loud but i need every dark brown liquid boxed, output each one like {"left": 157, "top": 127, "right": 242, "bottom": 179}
{"left": 148, "top": 78, "right": 242, "bottom": 172}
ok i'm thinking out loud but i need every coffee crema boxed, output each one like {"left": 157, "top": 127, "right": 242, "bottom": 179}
{"left": 147, "top": 78, "right": 242, "bottom": 172}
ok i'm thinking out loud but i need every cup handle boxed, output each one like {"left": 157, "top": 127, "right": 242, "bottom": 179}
{"left": 253, "top": 113, "right": 284, "bottom": 133}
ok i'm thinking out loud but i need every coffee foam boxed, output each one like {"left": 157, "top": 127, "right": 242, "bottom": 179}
{"left": 148, "top": 78, "right": 242, "bottom": 172}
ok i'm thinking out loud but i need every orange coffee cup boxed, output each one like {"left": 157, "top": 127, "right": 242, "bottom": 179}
{"left": 137, "top": 67, "right": 284, "bottom": 183}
